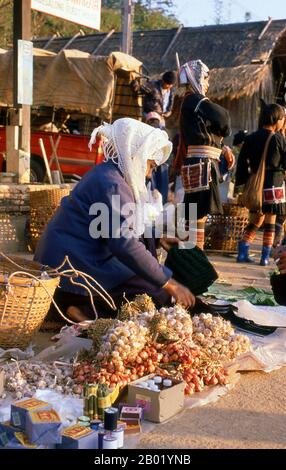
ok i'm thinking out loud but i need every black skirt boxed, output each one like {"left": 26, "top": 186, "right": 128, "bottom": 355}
{"left": 184, "top": 158, "right": 223, "bottom": 220}
{"left": 262, "top": 170, "right": 286, "bottom": 216}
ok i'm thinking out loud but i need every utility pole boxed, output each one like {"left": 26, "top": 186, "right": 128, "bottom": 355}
{"left": 122, "top": 0, "right": 133, "bottom": 55}
{"left": 6, "top": 0, "right": 32, "bottom": 183}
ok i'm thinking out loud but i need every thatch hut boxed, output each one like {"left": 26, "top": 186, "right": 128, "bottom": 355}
{"left": 34, "top": 19, "right": 286, "bottom": 134}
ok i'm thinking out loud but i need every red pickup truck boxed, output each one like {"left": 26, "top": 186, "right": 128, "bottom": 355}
{"left": 0, "top": 127, "right": 103, "bottom": 181}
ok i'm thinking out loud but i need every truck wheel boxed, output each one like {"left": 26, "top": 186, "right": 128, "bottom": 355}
{"left": 30, "top": 157, "right": 45, "bottom": 182}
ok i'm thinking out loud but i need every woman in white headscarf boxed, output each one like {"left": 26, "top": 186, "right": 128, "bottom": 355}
{"left": 35, "top": 118, "right": 195, "bottom": 321}
{"left": 173, "top": 60, "right": 233, "bottom": 249}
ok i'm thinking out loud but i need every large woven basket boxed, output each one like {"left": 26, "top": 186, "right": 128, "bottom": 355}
{"left": 29, "top": 186, "right": 71, "bottom": 252}
{"left": 0, "top": 254, "right": 60, "bottom": 349}
{"left": 205, "top": 204, "right": 249, "bottom": 253}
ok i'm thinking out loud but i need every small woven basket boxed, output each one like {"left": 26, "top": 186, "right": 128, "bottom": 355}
{"left": 205, "top": 204, "right": 249, "bottom": 253}
{"left": 0, "top": 254, "right": 60, "bottom": 349}
{"left": 29, "top": 186, "right": 71, "bottom": 252}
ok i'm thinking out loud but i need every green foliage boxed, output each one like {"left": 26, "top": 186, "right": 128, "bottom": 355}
{"left": 0, "top": 0, "right": 179, "bottom": 49}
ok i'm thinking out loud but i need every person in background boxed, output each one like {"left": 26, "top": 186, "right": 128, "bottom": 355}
{"left": 273, "top": 110, "right": 286, "bottom": 248}
{"left": 146, "top": 111, "right": 169, "bottom": 204}
{"left": 35, "top": 118, "right": 195, "bottom": 322}
{"left": 173, "top": 59, "right": 232, "bottom": 249}
{"left": 233, "top": 130, "right": 248, "bottom": 155}
{"left": 235, "top": 101, "right": 286, "bottom": 266}
{"left": 145, "top": 111, "right": 163, "bottom": 129}
{"left": 131, "top": 71, "right": 177, "bottom": 126}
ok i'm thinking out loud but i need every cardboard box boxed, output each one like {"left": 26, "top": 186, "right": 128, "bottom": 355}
{"left": 10, "top": 398, "right": 51, "bottom": 430}
{"left": 4, "top": 432, "right": 38, "bottom": 449}
{"left": 26, "top": 408, "right": 62, "bottom": 445}
{"left": 57, "top": 425, "right": 98, "bottom": 449}
{"left": 119, "top": 405, "right": 142, "bottom": 434}
{"left": 0, "top": 420, "right": 22, "bottom": 447}
{"left": 128, "top": 375, "right": 185, "bottom": 423}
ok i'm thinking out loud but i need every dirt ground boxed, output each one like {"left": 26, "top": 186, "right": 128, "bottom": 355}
{"left": 15, "top": 235, "right": 286, "bottom": 449}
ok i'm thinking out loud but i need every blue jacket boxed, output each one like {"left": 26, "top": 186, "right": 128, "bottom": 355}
{"left": 34, "top": 161, "right": 172, "bottom": 295}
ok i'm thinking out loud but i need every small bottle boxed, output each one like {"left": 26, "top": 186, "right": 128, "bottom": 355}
{"left": 153, "top": 376, "right": 163, "bottom": 390}
{"left": 162, "top": 379, "right": 172, "bottom": 389}
{"left": 153, "top": 376, "right": 162, "bottom": 385}
{"left": 137, "top": 381, "right": 148, "bottom": 389}
{"left": 150, "top": 384, "right": 160, "bottom": 392}
{"left": 77, "top": 415, "right": 90, "bottom": 427}
{"left": 147, "top": 379, "right": 155, "bottom": 388}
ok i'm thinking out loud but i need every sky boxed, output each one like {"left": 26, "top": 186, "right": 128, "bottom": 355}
{"left": 172, "top": 0, "right": 286, "bottom": 26}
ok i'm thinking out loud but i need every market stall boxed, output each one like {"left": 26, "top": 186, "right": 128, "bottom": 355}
{"left": 1, "top": 285, "right": 286, "bottom": 449}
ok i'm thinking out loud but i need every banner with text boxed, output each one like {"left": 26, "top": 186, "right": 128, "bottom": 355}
{"left": 31, "top": 0, "right": 101, "bottom": 30}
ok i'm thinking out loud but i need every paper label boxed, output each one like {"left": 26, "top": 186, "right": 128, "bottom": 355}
{"left": 97, "top": 396, "right": 111, "bottom": 409}
{"left": 11, "top": 411, "right": 21, "bottom": 427}
{"left": 16, "top": 398, "right": 48, "bottom": 410}
{"left": 0, "top": 432, "right": 9, "bottom": 447}
{"left": 135, "top": 394, "right": 152, "bottom": 413}
{"left": 30, "top": 409, "right": 61, "bottom": 423}
{"left": 63, "top": 425, "right": 93, "bottom": 439}
{"left": 14, "top": 432, "right": 37, "bottom": 448}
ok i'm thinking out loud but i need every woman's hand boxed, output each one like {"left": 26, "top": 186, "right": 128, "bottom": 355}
{"left": 163, "top": 278, "right": 196, "bottom": 308}
{"left": 160, "top": 236, "right": 180, "bottom": 252}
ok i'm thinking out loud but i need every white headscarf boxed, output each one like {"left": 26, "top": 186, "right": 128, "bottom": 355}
{"left": 89, "top": 118, "right": 172, "bottom": 236}
{"left": 179, "top": 59, "right": 209, "bottom": 95}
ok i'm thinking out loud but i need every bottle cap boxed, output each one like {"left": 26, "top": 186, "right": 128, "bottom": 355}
{"left": 153, "top": 376, "right": 162, "bottom": 384}
{"left": 137, "top": 381, "right": 148, "bottom": 388}
{"left": 150, "top": 384, "right": 160, "bottom": 392}
{"left": 163, "top": 379, "right": 172, "bottom": 387}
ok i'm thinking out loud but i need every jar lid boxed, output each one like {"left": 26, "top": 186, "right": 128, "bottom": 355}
{"left": 150, "top": 384, "right": 160, "bottom": 392}
{"left": 163, "top": 379, "right": 172, "bottom": 387}
{"left": 147, "top": 379, "right": 155, "bottom": 387}
{"left": 77, "top": 416, "right": 90, "bottom": 422}
{"left": 137, "top": 382, "right": 148, "bottom": 388}
{"left": 153, "top": 376, "right": 162, "bottom": 384}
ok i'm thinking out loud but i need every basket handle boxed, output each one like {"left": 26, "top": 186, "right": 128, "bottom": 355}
{"left": 1, "top": 271, "right": 80, "bottom": 325}
{"left": 49, "top": 255, "right": 116, "bottom": 311}
{"left": 0, "top": 253, "right": 117, "bottom": 322}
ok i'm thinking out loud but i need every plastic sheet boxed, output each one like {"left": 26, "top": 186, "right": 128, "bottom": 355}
{"left": 0, "top": 345, "right": 34, "bottom": 364}
{"left": 235, "top": 300, "right": 286, "bottom": 327}
{"left": 33, "top": 336, "right": 92, "bottom": 362}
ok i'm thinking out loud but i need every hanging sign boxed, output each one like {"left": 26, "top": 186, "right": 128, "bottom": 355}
{"left": 31, "top": 0, "right": 101, "bottom": 30}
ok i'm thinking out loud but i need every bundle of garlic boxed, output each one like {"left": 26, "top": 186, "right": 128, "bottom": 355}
{"left": 118, "top": 294, "right": 156, "bottom": 322}
{"left": 157, "top": 305, "right": 193, "bottom": 340}
{"left": 80, "top": 318, "right": 117, "bottom": 360}
{"left": 145, "top": 305, "right": 193, "bottom": 344}
{"left": 192, "top": 313, "right": 250, "bottom": 362}
{"left": 96, "top": 320, "right": 149, "bottom": 365}
{"left": 2, "top": 361, "right": 79, "bottom": 400}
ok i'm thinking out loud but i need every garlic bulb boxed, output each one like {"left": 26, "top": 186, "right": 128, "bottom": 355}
{"left": 2, "top": 361, "right": 77, "bottom": 399}
{"left": 192, "top": 313, "right": 250, "bottom": 361}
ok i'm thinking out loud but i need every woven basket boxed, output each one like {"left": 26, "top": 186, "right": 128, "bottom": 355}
{"left": 0, "top": 213, "right": 27, "bottom": 253}
{"left": 29, "top": 187, "right": 71, "bottom": 252}
{"left": 205, "top": 204, "right": 249, "bottom": 253}
{"left": 0, "top": 254, "right": 60, "bottom": 349}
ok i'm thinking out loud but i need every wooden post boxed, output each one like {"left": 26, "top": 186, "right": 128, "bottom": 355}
{"left": 6, "top": 0, "right": 31, "bottom": 183}
{"left": 122, "top": 0, "right": 133, "bottom": 56}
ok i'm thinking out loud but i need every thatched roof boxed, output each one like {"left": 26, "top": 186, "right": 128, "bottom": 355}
{"left": 33, "top": 19, "right": 286, "bottom": 75}
{"left": 208, "top": 63, "right": 274, "bottom": 101}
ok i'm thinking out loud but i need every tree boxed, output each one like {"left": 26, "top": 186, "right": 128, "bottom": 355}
{"left": 0, "top": 0, "right": 179, "bottom": 48}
